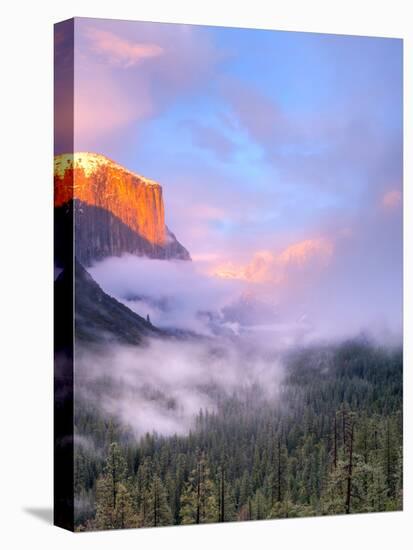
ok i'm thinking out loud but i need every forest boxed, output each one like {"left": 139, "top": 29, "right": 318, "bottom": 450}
{"left": 73, "top": 338, "right": 403, "bottom": 530}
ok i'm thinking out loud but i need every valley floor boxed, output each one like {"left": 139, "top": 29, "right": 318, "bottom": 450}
{"left": 73, "top": 339, "right": 403, "bottom": 531}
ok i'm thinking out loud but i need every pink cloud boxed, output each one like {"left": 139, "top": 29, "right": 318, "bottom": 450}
{"left": 381, "top": 189, "right": 402, "bottom": 209}
{"left": 213, "top": 237, "right": 334, "bottom": 284}
{"left": 85, "top": 27, "right": 163, "bottom": 68}
{"left": 73, "top": 20, "right": 222, "bottom": 150}
{"left": 277, "top": 238, "right": 333, "bottom": 267}
{"left": 74, "top": 67, "right": 153, "bottom": 148}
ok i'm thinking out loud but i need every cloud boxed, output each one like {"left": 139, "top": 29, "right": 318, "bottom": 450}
{"left": 221, "top": 79, "right": 291, "bottom": 146}
{"left": 84, "top": 27, "right": 163, "bottom": 68}
{"left": 77, "top": 212, "right": 401, "bottom": 439}
{"left": 278, "top": 238, "right": 334, "bottom": 267}
{"left": 221, "top": 68, "right": 402, "bottom": 208}
{"left": 87, "top": 206, "right": 401, "bottom": 352}
{"left": 183, "top": 120, "right": 238, "bottom": 161}
{"left": 381, "top": 189, "right": 402, "bottom": 210}
{"left": 213, "top": 237, "right": 334, "bottom": 284}
{"left": 89, "top": 255, "right": 244, "bottom": 335}
{"left": 74, "top": 67, "right": 152, "bottom": 145}
{"left": 73, "top": 19, "right": 223, "bottom": 151}
{"left": 88, "top": 181, "right": 402, "bottom": 345}
{"left": 76, "top": 336, "right": 284, "bottom": 437}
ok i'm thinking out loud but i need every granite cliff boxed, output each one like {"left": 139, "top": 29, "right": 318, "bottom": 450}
{"left": 54, "top": 153, "right": 190, "bottom": 266}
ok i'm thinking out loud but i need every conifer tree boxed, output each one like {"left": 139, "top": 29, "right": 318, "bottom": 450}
{"left": 145, "top": 474, "right": 173, "bottom": 527}
{"left": 113, "top": 483, "right": 138, "bottom": 529}
{"left": 95, "top": 475, "right": 115, "bottom": 529}
{"left": 134, "top": 457, "right": 152, "bottom": 525}
{"left": 180, "top": 452, "right": 217, "bottom": 524}
{"left": 95, "top": 442, "right": 130, "bottom": 530}
{"left": 251, "top": 488, "right": 268, "bottom": 520}
{"left": 216, "top": 463, "right": 236, "bottom": 522}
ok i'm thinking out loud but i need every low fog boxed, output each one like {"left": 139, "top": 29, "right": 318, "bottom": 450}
{"left": 89, "top": 209, "right": 402, "bottom": 347}
{"left": 75, "top": 336, "right": 284, "bottom": 437}
{"left": 90, "top": 255, "right": 244, "bottom": 336}
{"left": 81, "top": 209, "right": 401, "bottom": 437}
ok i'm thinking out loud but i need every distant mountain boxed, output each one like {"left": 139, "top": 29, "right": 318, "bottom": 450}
{"left": 55, "top": 260, "right": 163, "bottom": 346}
{"left": 54, "top": 153, "right": 190, "bottom": 266}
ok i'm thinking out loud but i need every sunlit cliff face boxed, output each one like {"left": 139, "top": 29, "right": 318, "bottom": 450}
{"left": 213, "top": 237, "right": 334, "bottom": 285}
{"left": 54, "top": 152, "right": 166, "bottom": 246}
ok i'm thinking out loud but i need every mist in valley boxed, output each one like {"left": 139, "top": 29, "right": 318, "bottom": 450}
{"left": 76, "top": 222, "right": 402, "bottom": 441}
{"left": 75, "top": 335, "right": 285, "bottom": 437}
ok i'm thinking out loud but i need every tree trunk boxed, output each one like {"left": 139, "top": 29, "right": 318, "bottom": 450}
{"left": 196, "top": 462, "right": 201, "bottom": 524}
{"left": 342, "top": 409, "right": 346, "bottom": 448}
{"left": 154, "top": 482, "right": 158, "bottom": 527}
{"left": 112, "top": 455, "right": 116, "bottom": 509}
{"left": 220, "top": 466, "right": 225, "bottom": 522}
{"left": 386, "top": 419, "right": 391, "bottom": 496}
{"left": 345, "top": 420, "right": 355, "bottom": 514}
{"left": 277, "top": 439, "right": 282, "bottom": 502}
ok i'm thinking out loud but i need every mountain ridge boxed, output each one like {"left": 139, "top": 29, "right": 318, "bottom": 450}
{"left": 55, "top": 259, "right": 163, "bottom": 346}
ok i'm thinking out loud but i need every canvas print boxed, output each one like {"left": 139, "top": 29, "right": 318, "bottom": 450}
{"left": 54, "top": 18, "right": 403, "bottom": 532}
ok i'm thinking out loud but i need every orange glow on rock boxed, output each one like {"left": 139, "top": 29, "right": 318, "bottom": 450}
{"left": 54, "top": 152, "right": 166, "bottom": 246}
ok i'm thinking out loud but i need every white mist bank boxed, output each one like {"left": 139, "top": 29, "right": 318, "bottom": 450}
{"left": 81, "top": 214, "right": 402, "bottom": 436}
{"left": 90, "top": 255, "right": 244, "bottom": 335}
{"left": 89, "top": 240, "right": 402, "bottom": 346}
{"left": 75, "top": 336, "right": 284, "bottom": 437}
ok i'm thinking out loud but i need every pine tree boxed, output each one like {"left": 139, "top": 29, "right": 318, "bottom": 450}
{"left": 383, "top": 417, "right": 399, "bottom": 500}
{"left": 113, "top": 483, "right": 138, "bottom": 529}
{"left": 320, "top": 460, "right": 347, "bottom": 515}
{"left": 134, "top": 457, "right": 152, "bottom": 525}
{"left": 270, "top": 436, "right": 289, "bottom": 505}
{"left": 180, "top": 452, "right": 217, "bottom": 524}
{"left": 216, "top": 463, "right": 235, "bottom": 522}
{"left": 95, "top": 442, "right": 130, "bottom": 530}
{"left": 238, "top": 470, "right": 251, "bottom": 512}
{"left": 345, "top": 413, "right": 356, "bottom": 514}
{"left": 105, "top": 442, "right": 127, "bottom": 510}
{"left": 95, "top": 475, "right": 115, "bottom": 529}
{"left": 251, "top": 488, "right": 268, "bottom": 520}
{"left": 145, "top": 474, "right": 173, "bottom": 527}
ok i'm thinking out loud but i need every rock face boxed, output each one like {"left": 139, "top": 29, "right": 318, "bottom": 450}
{"left": 55, "top": 260, "right": 163, "bottom": 345}
{"left": 54, "top": 153, "right": 190, "bottom": 265}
